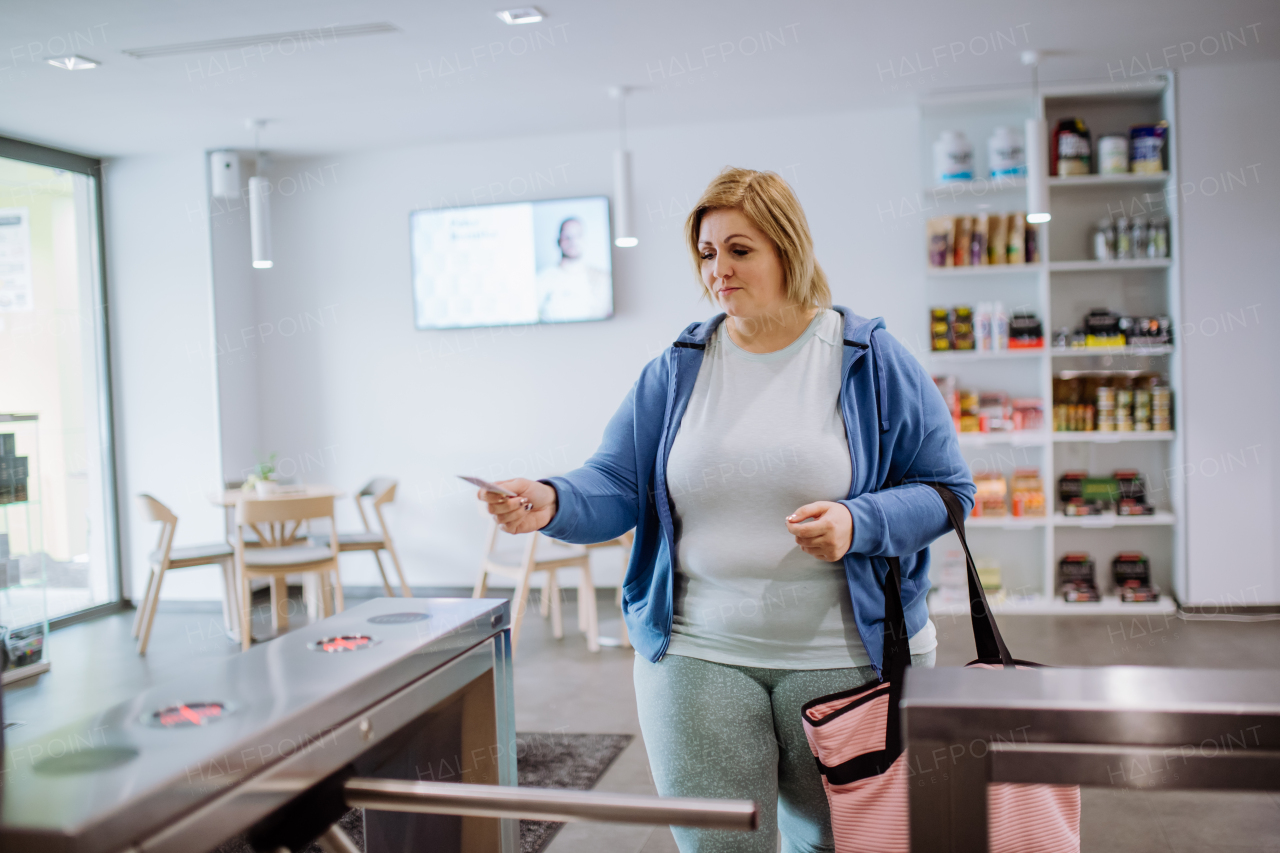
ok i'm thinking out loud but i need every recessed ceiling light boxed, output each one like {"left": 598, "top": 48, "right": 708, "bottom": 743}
{"left": 47, "top": 55, "right": 99, "bottom": 70}
{"left": 496, "top": 7, "right": 544, "bottom": 24}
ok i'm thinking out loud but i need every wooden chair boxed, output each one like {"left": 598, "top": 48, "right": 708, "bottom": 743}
{"left": 590, "top": 530, "right": 634, "bottom": 649}
{"left": 235, "top": 495, "right": 342, "bottom": 650}
{"left": 133, "top": 494, "right": 238, "bottom": 655}
{"left": 471, "top": 514, "right": 633, "bottom": 654}
{"left": 220, "top": 480, "right": 261, "bottom": 546}
{"left": 309, "top": 479, "right": 411, "bottom": 598}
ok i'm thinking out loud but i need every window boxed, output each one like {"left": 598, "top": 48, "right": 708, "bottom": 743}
{"left": 0, "top": 140, "right": 117, "bottom": 633}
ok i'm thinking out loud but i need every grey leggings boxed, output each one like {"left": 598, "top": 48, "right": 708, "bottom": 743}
{"left": 634, "top": 650, "right": 936, "bottom": 853}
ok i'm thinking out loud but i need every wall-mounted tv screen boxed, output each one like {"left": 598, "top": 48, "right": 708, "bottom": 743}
{"left": 410, "top": 195, "right": 613, "bottom": 329}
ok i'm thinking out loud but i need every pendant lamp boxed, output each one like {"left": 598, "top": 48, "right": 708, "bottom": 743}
{"left": 249, "top": 176, "right": 273, "bottom": 269}
{"left": 1022, "top": 51, "right": 1051, "bottom": 224}
{"left": 247, "top": 119, "right": 273, "bottom": 269}
{"left": 609, "top": 87, "right": 638, "bottom": 248}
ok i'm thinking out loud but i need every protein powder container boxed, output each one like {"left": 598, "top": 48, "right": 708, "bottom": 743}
{"left": 987, "top": 127, "right": 1026, "bottom": 178}
{"left": 1130, "top": 122, "right": 1169, "bottom": 173}
{"left": 1098, "top": 135, "right": 1129, "bottom": 174}
{"left": 934, "top": 130, "right": 974, "bottom": 183}
{"left": 1052, "top": 118, "right": 1092, "bottom": 176}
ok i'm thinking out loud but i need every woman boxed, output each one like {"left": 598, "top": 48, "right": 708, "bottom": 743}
{"left": 481, "top": 168, "right": 974, "bottom": 852}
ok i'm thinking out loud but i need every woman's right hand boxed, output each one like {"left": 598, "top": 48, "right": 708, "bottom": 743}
{"left": 479, "top": 478, "right": 558, "bottom": 534}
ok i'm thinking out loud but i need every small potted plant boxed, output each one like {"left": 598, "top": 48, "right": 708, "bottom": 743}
{"left": 242, "top": 452, "right": 279, "bottom": 497}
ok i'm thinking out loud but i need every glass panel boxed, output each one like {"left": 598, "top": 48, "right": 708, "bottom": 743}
{"left": 0, "top": 156, "right": 114, "bottom": 627}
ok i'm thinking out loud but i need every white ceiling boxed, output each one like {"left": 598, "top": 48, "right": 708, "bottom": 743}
{"left": 3, "top": 0, "right": 1278, "bottom": 158}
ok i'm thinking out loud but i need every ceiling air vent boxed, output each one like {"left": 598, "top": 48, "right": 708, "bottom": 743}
{"left": 121, "top": 22, "right": 400, "bottom": 59}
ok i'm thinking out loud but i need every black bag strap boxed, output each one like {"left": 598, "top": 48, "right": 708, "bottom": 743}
{"left": 923, "top": 482, "right": 1016, "bottom": 668}
{"left": 880, "top": 554, "right": 911, "bottom": 760}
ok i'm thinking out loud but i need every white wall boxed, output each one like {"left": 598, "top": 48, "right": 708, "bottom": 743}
{"left": 119, "top": 61, "right": 1277, "bottom": 603}
{"left": 104, "top": 153, "right": 226, "bottom": 601}
{"left": 253, "top": 107, "right": 922, "bottom": 588}
{"left": 1177, "top": 60, "right": 1280, "bottom": 607}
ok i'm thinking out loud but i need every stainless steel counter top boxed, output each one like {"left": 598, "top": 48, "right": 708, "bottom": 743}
{"left": 902, "top": 665, "right": 1280, "bottom": 748}
{"left": 2, "top": 598, "right": 510, "bottom": 853}
{"left": 901, "top": 665, "right": 1280, "bottom": 852}
{"left": 903, "top": 665, "right": 1280, "bottom": 716}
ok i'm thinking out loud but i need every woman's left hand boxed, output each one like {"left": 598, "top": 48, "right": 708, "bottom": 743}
{"left": 786, "top": 502, "right": 853, "bottom": 562}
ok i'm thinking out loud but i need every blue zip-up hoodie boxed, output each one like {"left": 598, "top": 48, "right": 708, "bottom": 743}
{"left": 539, "top": 306, "right": 975, "bottom": 677}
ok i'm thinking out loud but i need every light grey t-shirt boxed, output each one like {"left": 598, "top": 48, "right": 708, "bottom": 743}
{"left": 665, "top": 308, "right": 937, "bottom": 669}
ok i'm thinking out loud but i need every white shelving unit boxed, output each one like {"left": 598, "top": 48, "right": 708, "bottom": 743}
{"left": 967, "top": 516, "right": 1048, "bottom": 530}
{"left": 1050, "top": 345, "right": 1174, "bottom": 356}
{"left": 929, "top": 348, "right": 1044, "bottom": 362}
{"left": 920, "top": 72, "right": 1185, "bottom": 614}
{"left": 1048, "top": 172, "right": 1170, "bottom": 188}
{"left": 1052, "top": 431, "right": 1176, "bottom": 444}
{"left": 928, "top": 176, "right": 1027, "bottom": 195}
{"left": 963, "top": 511, "right": 1177, "bottom": 529}
{"left": 929, "top": 593, "right": 1177, "bottom": 616}
{"left": 956, "top": 431, "right": 1049, "bottom": 448}
{"left": 1048, "top": 259, "right": 1172, "bottom": 272}
{"left": 1053, "top": 511, "right": 1176, "bottom": 527}
{"left": 927, "top": 263, "right": 1042, "bottom": 277}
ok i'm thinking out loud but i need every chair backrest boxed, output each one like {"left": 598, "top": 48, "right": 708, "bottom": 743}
{"left": 358, "top": 478, "right": 397, "bottom": 506}
{"left": 138, "top": 493, "right": 177, "bottom": 525}
{"left": 138, "top": 494, "right": 178, "bottom": 563}
{"left": 236, "top": 495, "right": 336, "bottom": 553}
{"left": 355, "top": 478, "right": 397, "bottom": 535}
{"left": 479, "top": 515, "right": 540, "bottom": 570}
{"left": 237, "top": 494, "right": 334, "bottom": 525}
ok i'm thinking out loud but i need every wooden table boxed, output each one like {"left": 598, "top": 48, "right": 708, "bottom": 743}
{"left": 207, "top": 484, "right": 344, "bottom": 507}
{"left": 208, "top": 485, "right": 344, "bottom": 540}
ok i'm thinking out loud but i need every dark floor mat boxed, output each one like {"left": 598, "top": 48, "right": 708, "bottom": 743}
{"left": 516, "top": 732, "right": 634, "bottom": 853}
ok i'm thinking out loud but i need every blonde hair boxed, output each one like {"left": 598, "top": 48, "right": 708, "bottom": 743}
{"left": 685, "top": 167, "right": 831, "bottom": 309}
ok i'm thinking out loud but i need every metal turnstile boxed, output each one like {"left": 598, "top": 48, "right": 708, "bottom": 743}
{"left": 902, "top": 665, "right": 1280, "bottom": 852}
{"left": 1, "top": 598, "right": 755, "bottom": 852}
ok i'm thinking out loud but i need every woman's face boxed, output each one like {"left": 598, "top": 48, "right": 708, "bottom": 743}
{"left": 698, "top": 208, "right": 787, "bottom": 320}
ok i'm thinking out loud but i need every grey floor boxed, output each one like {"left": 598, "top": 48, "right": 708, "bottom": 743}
{"left": 7, "top": 589, "right": 1280, "bottom": 852}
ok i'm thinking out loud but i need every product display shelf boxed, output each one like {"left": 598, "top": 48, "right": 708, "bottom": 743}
{"left": 1049, "top": 594, "right": 1177, "bottom": 614}
{"left": 966, "top": 515, "right": 1047, "bottom": 530}
{"left": 927, "top": 348, "right": 1044, "bottom": 362}
{"left": 929, "top": 592, "right": 1177, "bottom": 616}
{"left": 1048, "top": 259, "right": 1172, "bottom": 273}
{"left": 1052, "top": 430, "right": 1176, "bottom": 444}
{"left": 929, "top": 595, "right": 1048, "bottom": 616}
{"left": 1054, "top": 511, "right": 1176, "bottom": 528}
{"left": 1050, "top": 345, "right": 1175, "bottom": 357}
{"left": 929, "top": 176, "right": 1027, "bottom": 195}
{"left": 926, "top": 263, "right": 1043, "bottom": 277}
{"left": 921, "top": 70, "right": 1186, "bottom": 611}
{"left": 0, "top": 413, "right": 50, "bottom": 685}
{"left": 1048, "top": 172, "right": 1170, "bottom": 188}
{"left": 955, "top": 431, "right": 1049, "bottom": 448}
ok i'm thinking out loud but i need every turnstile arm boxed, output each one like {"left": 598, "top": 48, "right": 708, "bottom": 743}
{"left": 344, "top": 778, "right": 759, "bottom": 832}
